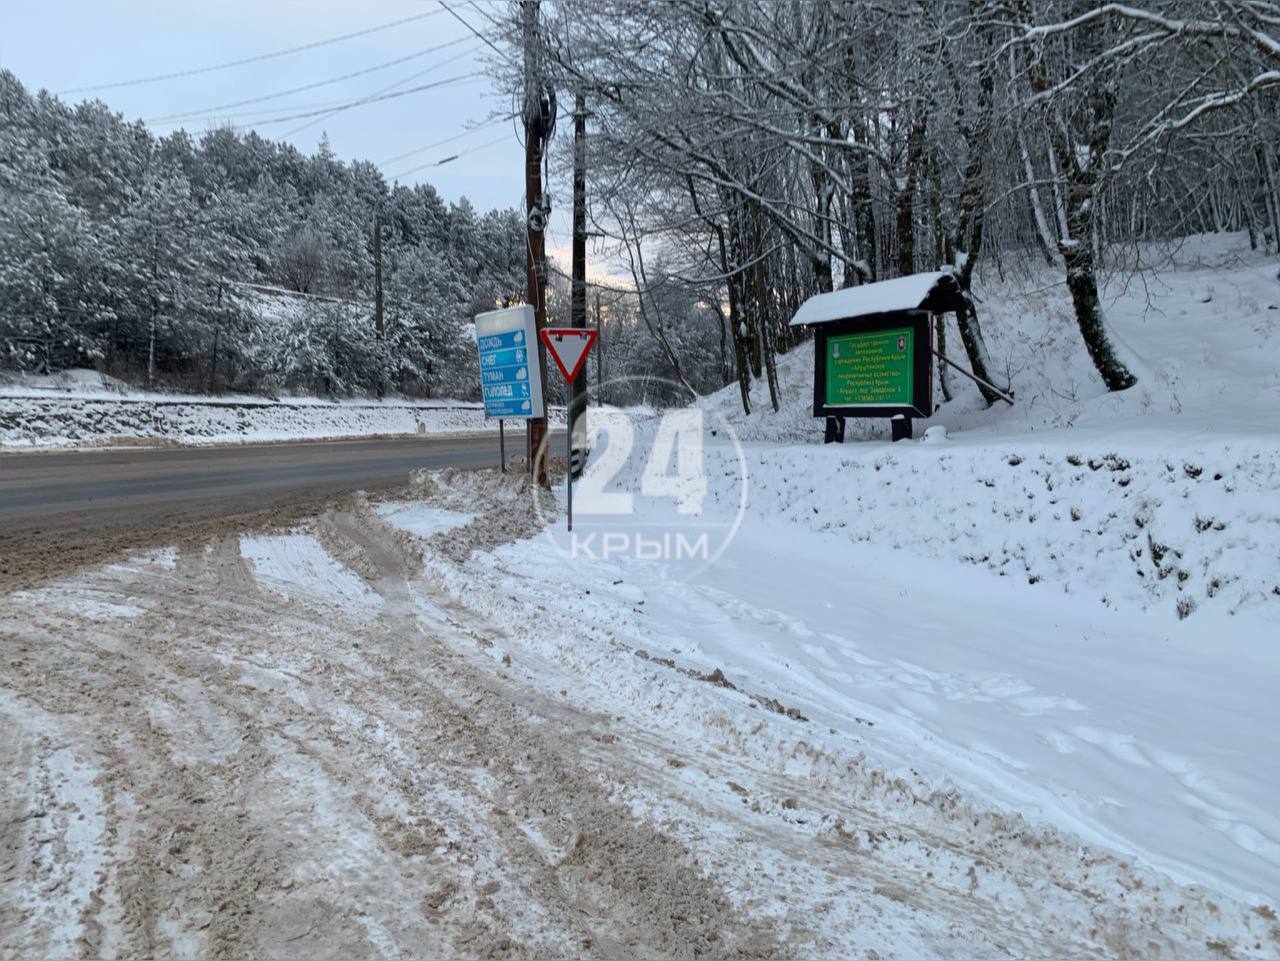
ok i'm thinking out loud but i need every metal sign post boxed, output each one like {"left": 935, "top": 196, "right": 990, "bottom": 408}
{"left": 539, "top": 327, "right": 598, "bottom": 532}
{"left": 499, "top": 419, "right": 506, "bottom": 473}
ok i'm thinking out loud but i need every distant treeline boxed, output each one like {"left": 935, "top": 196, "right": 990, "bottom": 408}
{"left": 0, "top": 69, "right": 527, "bottom": 398}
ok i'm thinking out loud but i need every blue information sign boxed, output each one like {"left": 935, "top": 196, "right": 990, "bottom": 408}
{"left": 473, "top": 305, "right": 544, "bottom": 419}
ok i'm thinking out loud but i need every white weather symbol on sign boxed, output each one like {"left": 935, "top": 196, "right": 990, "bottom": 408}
{"left": 514, "top": 330, "right": 524, "bottom": 344}
{"left": 832, "top": 344, "right": 840, "bottom": 359}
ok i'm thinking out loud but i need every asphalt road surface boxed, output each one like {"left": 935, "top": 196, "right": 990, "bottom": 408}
{"left": 0, "top": 434, "right": 523, "bottom": 586}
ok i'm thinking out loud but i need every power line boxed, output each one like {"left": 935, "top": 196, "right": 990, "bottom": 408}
{"left": 278, "top": 49, "right": 480, "bottom": 139}
{"left": 379, "top": 115, "right": 511, "bottom": 166}
{"left": 439, "top": 1, "right": 525, "bottom": 151}
{"left": 146, "top": 37, "right": 471, "bottom": 123}
{"left": 465, "top": 0, "right": 502, "bottom": 29}
{"left": 193, "top": 72, "right": 482, "bottom": 135}
{"left": 439, "top": 0, "right": 506, "bottom": 59}
{"left": 389, "top": 134, "right": 510, "bottom": 180}
{"left": 59, "top": 9, "right": 446, "bottom": 95}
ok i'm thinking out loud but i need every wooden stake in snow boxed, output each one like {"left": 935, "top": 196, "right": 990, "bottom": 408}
{"left": 932, "top": 350, "right": 1015, "bottom": 406}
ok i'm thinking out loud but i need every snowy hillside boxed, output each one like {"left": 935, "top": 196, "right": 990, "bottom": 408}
{"left": 709, "top": 234, "right": 1280, "bottom": 444}
{"left": 693, "top": 238, "right": 1280, "bottom": 621}
{"left": 479, "top": 236, "right": 1280, "bottom": 916}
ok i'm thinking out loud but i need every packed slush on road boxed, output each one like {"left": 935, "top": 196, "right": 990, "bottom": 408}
{"left": 3, "top": 2, "right": 1280, "bottom": 959}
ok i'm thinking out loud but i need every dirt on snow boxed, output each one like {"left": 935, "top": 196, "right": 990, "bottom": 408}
{"left": 1, "top": 471, "right": 1275, "bottom": 959}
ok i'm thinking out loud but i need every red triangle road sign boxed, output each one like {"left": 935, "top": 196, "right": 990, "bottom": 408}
{"left": 540, "top": 327, "right": 598, "bottom": 382}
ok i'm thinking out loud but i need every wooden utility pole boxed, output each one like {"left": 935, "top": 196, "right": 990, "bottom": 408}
{"left": 522, "top": 0, "right": 552, "bottom": 486}
{"left": 372, "top": 211, "right": 385, "bottom": 399}
{"left": 569, "top": 89, "right": 588, "bottom": 477}
{"left": 594, "top": 291, "right": 603, "bottom": 406}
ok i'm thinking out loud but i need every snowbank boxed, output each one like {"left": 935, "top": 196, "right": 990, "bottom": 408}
{"left": 0, "top": 395, "right": 500, "bottom": 448}
{"left": 0, "top": 373, "right": 581, "bottom": 448}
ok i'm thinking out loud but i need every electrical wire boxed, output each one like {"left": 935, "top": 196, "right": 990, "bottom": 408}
{"left": 59, "top": 9, "right": 447, "bottom": 95}
{"left": 379, "top": 114, "right": 512, "bottom": 166}
{"left": 438, "top": 0, "right": 506, "bottom": 59}
{"left": 277, "top": 48, "right": 480, "bottom": 138}
{"left": 388, "top": 134, "right": 510, "bottom": 180}
{"left": 440, "top": 0, "right": 527, "bottom": 152}
{"left": 146, "top": 37, "right": 471, "bottom": 124}
{"left": 464, "top": 0, "right": 502, "bottom": 29}
{"left": 183, "top": 72, "right": 481, "bottom": 135}
{"left": 149, "top": 78, "right": 496, "bottom": 130}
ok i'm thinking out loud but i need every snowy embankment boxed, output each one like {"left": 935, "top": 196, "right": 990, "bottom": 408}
{"left": 0, "top": 393, "right": 486, "bottom": 448}
{"left": 452, "top": 236, "right": 1280, "bottom": 909}
{"left": 0, "top": 370, "right": 567, "bottom": 448}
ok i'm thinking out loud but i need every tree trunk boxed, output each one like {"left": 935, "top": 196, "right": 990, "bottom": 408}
{"left": 1045, "top": 136, "right": 1069, "bottom": 240}
{"left": 950, "top": 35, "right": 1005, "bottom": 406}
{"left": 810, "top": 163, "right": 835, "bottom": 294}
{"left": 372, "top": 215, "right": 385, "bottom": 399}
{"left": 1062, "top": 240, "right": 1134, "bottom": 390}
{"left": 730, "top": 207, "right": 762, "bottom": 379}
{"left": 208, "top": 325, "right": 219, "bottom": 394}
{"left": 1018, "top": 127, "right": 1058, "bottom": 264}
{"left": 148, "top": 228, "right": 158, "bottom": 390}
{"left": 934, "top": 314, "right": 953, "bottom": 404}
{"left": 850, "top": 120, "right": 877, "bottom": 283}
{"left": 1050, "top": 80, "right": 1137, "bottom": 392}
{"left": 727, "top": 289, "right": 752, "bottom": 415}
{"left": 753, "top": 212, "right": 780, "bottom": 412}
{"left": 147, "top": 313, "right": 156, "bottom": 389}
{"left": 896, "top": 112, "right": 928, "bottom": 278}
{"left": 928, "top": 152, "right": 954, "bottom": 403}
{"left": 721, "top": 221, "right": 752, "bottom": 414}
{"left": 1259, "top": 143, "right": 1280, "bottom": 254}
{"left": 710, "top": 298, "right": 730, "bottom": 385}
{"left": 691, "top": 175, "right": 751, "bottom": 413}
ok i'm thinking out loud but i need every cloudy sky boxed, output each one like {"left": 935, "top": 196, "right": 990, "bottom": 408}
{"left": 0, "top": 1, "right": 582, "bottom": 243}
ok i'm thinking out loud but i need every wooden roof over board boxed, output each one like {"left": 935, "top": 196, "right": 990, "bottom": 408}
{"left": 789, "top": 271, "right": 967, "bottom": 327}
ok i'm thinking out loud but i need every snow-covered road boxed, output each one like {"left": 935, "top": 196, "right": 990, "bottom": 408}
{"left": 3, "top": 470, "right": 1274, "bottom": 959}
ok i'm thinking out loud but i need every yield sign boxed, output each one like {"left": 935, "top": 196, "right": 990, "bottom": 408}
{"left": 540, "top": 327, "right": 598, "bottom": 382}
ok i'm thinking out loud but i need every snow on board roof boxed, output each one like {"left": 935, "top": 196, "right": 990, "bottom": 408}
{"left": 790, "top": 271, "right": 956, "bottom": 326}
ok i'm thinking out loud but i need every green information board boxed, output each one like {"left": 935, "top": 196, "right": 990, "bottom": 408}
{"left": 824, "top": 327, "right": 914, "bottom": 407}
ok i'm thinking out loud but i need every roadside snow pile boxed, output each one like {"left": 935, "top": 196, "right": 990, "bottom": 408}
{"left": 742, "top": 439, "right": 1280, "bottom": 619}
{"left": 0, "top": 395, "right": 498, "bottom": 448}
{"left": 0, "top": 367, "right": 135, "bottom": 397}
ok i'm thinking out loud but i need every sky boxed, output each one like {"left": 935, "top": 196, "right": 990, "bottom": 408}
{"left": 0, "top": 1, "right": 584, "bottom": 259}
